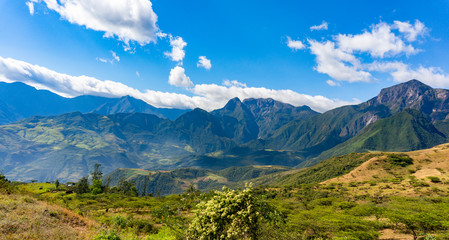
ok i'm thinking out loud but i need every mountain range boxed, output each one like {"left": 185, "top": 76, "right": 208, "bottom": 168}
{"left": 0, "top": 82, "right": 188, "bottom": 124}
{"left": 0, "top": 79, "right": 448, "bottom": 182}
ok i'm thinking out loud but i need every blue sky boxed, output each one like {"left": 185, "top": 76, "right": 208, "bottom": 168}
{"left": 1, "top": 0, "right": 449, "bottom": 112}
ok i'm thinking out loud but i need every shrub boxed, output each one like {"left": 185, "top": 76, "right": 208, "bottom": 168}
{"left": 187, "top": 185, "right": 283, "bottom": 240}
{"left": 428, "top": 176, "right": 441, "bottom": 183}
{"left": 387, "top": 154, "right": 413, "bottom": 167}
{"left": 93, "top": 230, "right": 121, "bottom": 240}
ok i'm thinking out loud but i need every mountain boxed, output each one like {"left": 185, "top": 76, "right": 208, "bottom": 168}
{"left": 242, "top": 98, "right": 318, "bottom": 138}
{"left": 0, "top": 82, "right": 187, "bottom": 124}
{"left": 364, "top": 79, "right": 449, "bottom": 120}
{"left": 311, "top": 109, "right": 447, "bottom": 166}
{"left": 1, "top": 79, "right": 449, "bottom": 183}
{"left": 92, "top": 95, "right": 187, "bottom": 120}
{"left": 261, "top": 80, "right": 449, "bottom": 157}
{"left": 212, "top": 98, "right": 259, "bottom": 143}
{"left": 0, "top": 112, "right": 188, "bottom": 182}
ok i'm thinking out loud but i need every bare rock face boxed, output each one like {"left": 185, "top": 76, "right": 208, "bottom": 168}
{"left": 366, "top": 80, "right": 449, "bottom": 121}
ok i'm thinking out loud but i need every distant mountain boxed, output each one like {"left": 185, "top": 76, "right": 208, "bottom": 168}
{"left": 0, "top": 82, "right": 188, "bottom": 124}
{"left": 242, "top": 98, "right": 318, "bottom": 138}
{"left": 1, "top": 79, "right": 449, "bottom": 183}
{"left": 92, "top": 95, "right": 187, "bottom": 120}
{"left": 212, "top": 98, "right": 259, "bottom": 143}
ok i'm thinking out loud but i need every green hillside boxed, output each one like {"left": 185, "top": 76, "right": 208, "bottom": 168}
{"left": 314, "top": 109, "right": 447, "bottom": 164}
{"left": 104, "top": 165, "right": 290, "bottom": 196}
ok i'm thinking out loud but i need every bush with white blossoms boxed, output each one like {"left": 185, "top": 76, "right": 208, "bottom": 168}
{"left": 187, "top": 184, "right": 283, "bottom": 240}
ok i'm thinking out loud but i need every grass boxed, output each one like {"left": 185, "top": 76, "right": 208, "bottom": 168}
{"left": 0, "top": 192, "right": 97, "bottom": 240}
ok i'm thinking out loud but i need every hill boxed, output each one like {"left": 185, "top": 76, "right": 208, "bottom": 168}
{"left": 310, "top": 109, "right": 447, "bottom": 166}
{"left": 104, "top": 165, "right": 290, "bottom": 196}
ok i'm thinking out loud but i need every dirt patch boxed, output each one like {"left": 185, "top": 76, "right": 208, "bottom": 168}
{"left": 413, "top": 168, "right": 442, "bottom": 179}
{"left": 379, "top": 229, "right": 413, "bottom": 240}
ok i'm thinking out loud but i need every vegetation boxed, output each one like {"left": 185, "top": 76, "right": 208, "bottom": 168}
{"left": 2, "top": 144, "right": 449, "bottom": 239}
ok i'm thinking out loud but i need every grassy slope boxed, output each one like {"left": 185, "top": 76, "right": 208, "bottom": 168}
{"left": 322, "top": 143, "right": 449, "bottom": 197}
{"left": 0, "top": 191, "right": 97, "bottom": 239}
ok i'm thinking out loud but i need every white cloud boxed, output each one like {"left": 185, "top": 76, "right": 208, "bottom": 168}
{"left": 96, "top": 51, "right": 120, "bottom": 64}
{"left": 0, "top": 56, "right": 358, "bottom": 112}
{"left": 310, "top": 21, "right": 328, "bottom": 31}
{"left": 168, "top": 66, "right": 193, "bottom": 88}
{"left": 294, "top": 20, "right": 441, "bottom": 86}
{"left": 26, "top": 1, "right": 35, "bottom": 15}
{"left": 336, "top": 22, "right": 419, "bottom": 58}
{"left": 287, "top": 36, "right": 306, "bottom": 51}
{"left": 393, "top": 20, "right": 426, "bottom": 42}
{"left": 28, "top": 0, "right": 159, "bottom": 48}
{"left": 308, "top": 40, "right": 372, "bottom": 82}
{"left": 197, "top": 56, "right": 212, "bottom": 70}
{"left": 326, "top": 80, "right": 340, "bottom": 87}
{"left": 164, "top": 36, "right": 187, "bottom": 62}
{"left": 136, "top": 71, "right": 140, "bottom": 77}
{"left": 191, "top": 83, "right": 358, "bottom": 112}
{"left": 368, "top": 61, "right": 449, "bottom": 88}
{"left": 223, "top": 80, "right": 247, "bottom": 88}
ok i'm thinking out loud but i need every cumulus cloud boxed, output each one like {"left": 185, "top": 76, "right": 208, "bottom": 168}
{"left": 286, "top": 36, "right": 306, "bottom": 51}
{"left": 308, "top": 40, "right": 372, "bottom": 82}
{"left": 197, "top": 56, "right": 212, "bottom": 70}
{"left": 368, "top": 61, "right": 449, "bottom": 88}
{"left": 393, "top": 20, "right": 426, "bottom": 42}
{"left": 0, "top": 56, "right": 358, "bottom": 112}
{"left": 297, "top": 20, "right": 448, "bottom": 86}
{"left": 326, "top": 80, "right": 340, "bottom": 87}
{"left": 164, "top": 36, "right": 187, "bottom": 62}
{"left": 336, "top": 22, "right": 419, "bottom": 58}
{"left": 96, "top": 51, "right": 120, "bottom": 64}
{"left": 168, "top": 66, "right": 193, "bottom": 88}
{"left": 27, "top": 0, "right": 159, "bottom": 48}
{"left": 310, "top": 21, "right": 328, "bottom": 31}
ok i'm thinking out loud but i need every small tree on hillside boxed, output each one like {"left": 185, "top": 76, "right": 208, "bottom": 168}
{"left": 75, "top": 176, "right": 90, "bottom": 194}
{"left": 55, "top": 179, "right": 60, "bottom": 190}
{"left": 91, "top": 163, "right": 103, "bottom": 181}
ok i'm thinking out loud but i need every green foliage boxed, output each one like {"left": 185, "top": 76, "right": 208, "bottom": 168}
{"left": 54, "top": 179, "right": 60, "bottom": 189}
{"left": 91, "top": 163, "right": 103, "bottom": 181}
{"left": 387, "top": 153, "right": 414, "bottom": 167}
{"left": 92, "top": 179, "right": 103, "bottom": 195}
{"left": 428, "top": 176, "right": 441, "bottom": 183}
{"left": 118, "top": 178, "right": 138, "bottom": 196}
{"left": 93, "top": 230, "right": 121, "bottom": 240}
{"left": 272, "top": 153, "right": 378, "bottom": 186}
{"left": 75, "top": 176, "right": 90, "bottom": 194}
{"left": 187, "top": 185, "right": 283, "bottom": 239}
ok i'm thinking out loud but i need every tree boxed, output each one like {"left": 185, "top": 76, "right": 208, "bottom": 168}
{"left": 118, "top": 178, "right": 137, "bottom": 196}
{"left": 91, "top": 163, "right": 103, "bottom": 181}
{"left": 187, "top": 185, "right": 283, "bottom": 240}
{"left": 55, "top": 179, "right": 60, "bottom": 190}
{"left": 91, "top": 179, "right": 103, "bottom": 195}
{"left": 75, "top": 176, "right": 90, "bottom": 194}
